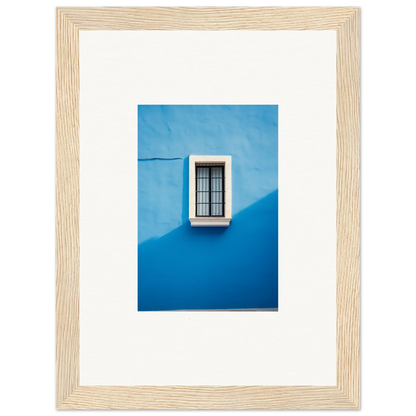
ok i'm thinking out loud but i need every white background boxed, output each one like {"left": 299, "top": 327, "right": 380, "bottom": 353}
{"left": 80, "top": 30, "right": 336, "bottom": 386}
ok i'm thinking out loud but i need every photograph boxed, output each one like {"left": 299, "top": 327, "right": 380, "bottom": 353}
{"left": 138, "top": 105, "right": 279, "bottom": 311}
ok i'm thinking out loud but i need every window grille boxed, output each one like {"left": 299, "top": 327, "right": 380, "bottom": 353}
{"left": 196, "top": 164, "right": 224, "bottom": 217}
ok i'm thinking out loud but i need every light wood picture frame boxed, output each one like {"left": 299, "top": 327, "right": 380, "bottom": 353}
{"left": 56, "top": 7, "right": 360, "bottom": 409}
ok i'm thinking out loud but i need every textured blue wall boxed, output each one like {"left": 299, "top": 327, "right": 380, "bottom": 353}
{"left": 138, "top": 105, "right": 278, "bottom": 310}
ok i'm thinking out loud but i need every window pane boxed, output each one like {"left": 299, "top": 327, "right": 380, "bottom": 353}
{"left": 211, "top": 166, "right": 223, "bottom": 216}
{"left": 211, "top": 203, "right": 223, "bottom": 216}
{"left": 196, "top": 167, "right": 210, "bottom": 216}
{"left": 211, "top": 190, "right": 223, "bottom": 204}
{"left": 211, "top": 166, "right": 223, "bottom": 178}
{"left": 196, "top": 203, "right": 209, "bottom": 216}
{"left": 197, "top": 178, "right": 209, "bottom": 192}
{"left": 196, "top": 190, "right": 209, "bottom": 204}
{"left": 197, "top": 167, "right": 209, "bottom": 179}
{"left": 211, "top": 178, "right": 223, "bottom": 192}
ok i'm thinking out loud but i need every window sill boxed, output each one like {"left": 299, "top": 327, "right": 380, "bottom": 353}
{"left": 189, "top": 217, "right": 231, "bottom": 227}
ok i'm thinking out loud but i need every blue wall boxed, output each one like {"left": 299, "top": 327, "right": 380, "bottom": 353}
{"left": 138, "top": 105, "right": 278, "bottom": 310}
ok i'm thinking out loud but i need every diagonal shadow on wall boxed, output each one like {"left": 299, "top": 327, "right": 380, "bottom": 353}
{"left": 138, "top": 189, "right": 278, "bottom": 311}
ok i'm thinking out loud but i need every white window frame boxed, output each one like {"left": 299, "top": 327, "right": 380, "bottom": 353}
{"left": 189, "top": 155, "right": 232, "bottom": 227}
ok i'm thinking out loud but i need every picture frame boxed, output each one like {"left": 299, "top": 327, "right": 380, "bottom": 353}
{"left": 56, "top": 7, "right": 360, "bottom": 409}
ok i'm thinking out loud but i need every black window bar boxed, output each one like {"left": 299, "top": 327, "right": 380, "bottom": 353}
{"left": 196, "top": 164, "right": 225, "bottom": 217}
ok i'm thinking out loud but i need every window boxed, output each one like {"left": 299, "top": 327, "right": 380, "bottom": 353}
{"left": 189, "top": 156, "right": 232, "bottom": 227}
{"left": 196, "top": 164, "right": 224, "bottom": 217}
